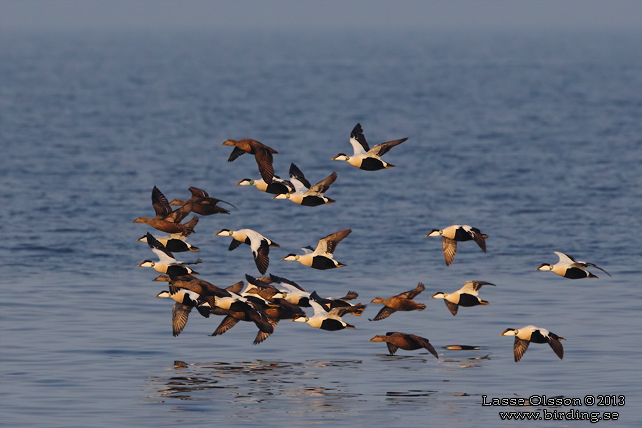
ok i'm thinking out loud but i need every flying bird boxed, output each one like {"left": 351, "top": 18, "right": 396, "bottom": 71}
{"left": 369, "top": 332, "right": 439, "bottom": 358}
{"left": 272, "top": 163, "right": 337, "bottom": 206}
{"left": 281, "top": 229, "right": 351, "bottom": 270}
{"left": 215, "top": 228, "right": 279, "bottom": 274}
{"left": 537, "top": 251, "right": 610, "bottom": 279}
{"left": 501, "top": 325, "right": 565, "bottom": 362}
{"left": 426, "top": 225, "right": 488, "bottom": 265}
{"left": 431, "top": 281, "right": 495, "bottom": 316}
{"left": 370, "top": 283, "right": 426, "bottom": 321}
{"left": 222, "top": 138, "right": 278, "bottom": 184}
{"left": 332, "top": 123, "right": 408, "bottom": 170}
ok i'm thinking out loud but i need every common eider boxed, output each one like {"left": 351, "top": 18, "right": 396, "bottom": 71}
{"left": 272, "top": 163, "right": 337, "bottom": 206}
{"left": 221, "top": 138, "right": 278, "bottom": 184}
{"left": 292, "top": 299, "right": 356, "bottom": 331}
{"left": 431, "top": 281, "right": 495, "bottom": 316}
{"left": 426, "top": 225, "right": 488, "bottom": 265}
{"left": 281, "top": 229, "right": 351, "bottom": 270}
{"left": 332, "top": 123, "right": 408, "bottom": 170}
{"left": 537, "top": 251, "right": 610, "bottom": 279}
{"left": 169, "top": 186, "right": 235, "bottom": 216}
{"left": 137, "top": 232, "right": 201, "bottom": 276}
{"left": 370, "top": 283, "right": 426, "bottom": 321}
{"left": 369, "top": 332, "right": 439, "bottom": 359}
{"left": 501, "top": 325, "right": 565, "bottom": 362}
{"left": 132, "top": 186, "right": 196, "bottom": 234}
{"left": 215, "top": 228, "right": 279, "bottom": 275}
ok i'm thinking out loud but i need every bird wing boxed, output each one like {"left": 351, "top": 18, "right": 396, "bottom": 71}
{"left": 547, "top": 336, "right": 565, "bottom": 360}
{"left": 226, "top": 281, "right": 245, "bottom": 294}
{"left": 467, "top": 228, "right": 487, "bottom": 252}
{"left": 253, "top": 319, "right": 278, "bottom": 345}
{"left": 513, "top": 337, "right": 530, "bottom": 362}
{"left": 368, "top": 137, "right": 408, "bottom": 157}
{"left": 270, "top": 274, "right": 307, "bottom": 292}
{"left": 408, "top": 334, "right": 439, "bottom": 359}
{"left": 254, "top": 148, "right": 275, "bottom": 184}
{"left": 349, "top": 123, "right": 369, "bottom": 154}
{"left": 211, "top": 315, "right": 240, "bottom": 336}
{"left": 228, "top": 239, "right": 244, "bottom": 251}
{"left": 442, "top": 237, "right": 458, "bottom": 266}
{"left": 227, "top": 146, "right": 246, "bottom": 162}
{"left": 188, "top": 187, "right": 209, "bottom": 198}
{"left": 250, "top": 238, "right": 270, "bottom": 275}
{"left": 554, "top": 251, "right": 576, "bottom": 265}
{"left": 444, "top": 300, "right": 459, "bottom": 316}
{"left": 370, "top": 306, "right": 396, "bottom": 321}
{"left": 315, "top": 229, "right": 352, "bottom": 255}
{"left": 309, "top": 299, "right": 328, "bottom": 317}
{"left": 307, "top": 171, "right": 337, "bottom": 195}
{"left": 171, "top": 303, "right": 192, "bottom": 337}
{"left": 151, "top": 186, "right": 172, "bottom": 218}
{"left": 386, "top": 342, "right": 399, "bottom": 355}
{"left": 583, "top": 262, "right": 611, "bottom": 276}
{"left": 397, "top": 283, "right": 425, "bottom": 300}
{"left": 289, "top": 163, "right": 312, "bottom": 191}
{"left": 146, "top": 232, "right": 177, "bottom": 263}
{"left": 460, "top": 281, "right": 495, "bottom": 295}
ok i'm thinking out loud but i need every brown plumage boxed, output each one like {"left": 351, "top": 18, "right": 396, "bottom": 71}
{"left": 222, "top": 138, "right": 278, "bottom": 184}
{"left": 169, "top": 187, "right": 236, "bottom": 216}
{"left": 369, "top": 332, "right": 439, "bottom": 359}
{"left": 133, "top": 186, "right": 196, "bottom": 234}
{"left": 369, "top": 283, "right": 426, "bottom": 321}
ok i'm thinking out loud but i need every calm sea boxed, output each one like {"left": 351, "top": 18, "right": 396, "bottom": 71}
{"left": 1, "top": 28, "right": 641, "bottom": 427}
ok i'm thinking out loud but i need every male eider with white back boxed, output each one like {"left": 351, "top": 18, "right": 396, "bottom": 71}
{"left": 426, "top": 225, "right": 488, "bottom": 265}
{"left": 272, "top": 163, "right": 337, "bottom": 206}
{"left": 431, "top": 281, "right": 495, "bottom": 316}
{"left": 281, "top": 229, "right": 351, "bottom": 270}
{"left": 332, "top": 123, "right": 408, "bottom": 170}
{"left": 537, "top": 251, "right": 610, "bottom": 279}
{"left": 501, "top": 325, "right": 565, "bottom": 362}
{"left": 215, "top": 228, "right": 279, "bottom": 275}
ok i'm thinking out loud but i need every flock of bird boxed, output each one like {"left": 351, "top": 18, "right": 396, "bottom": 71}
{"left": 133, "top": 123, "right": 610, "bottom": 362}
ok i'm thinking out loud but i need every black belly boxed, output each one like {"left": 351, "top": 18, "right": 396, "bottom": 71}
{"left": 300, "top": 196, "right": 326, "bottom": 206}
{"left": 311, "top": 256, "right": 337, "bottom": 270}
{"left": 563, "top": 267, "right": 588, "bottom": 279}
{"left": 453, "top": 228, "right": 473, "bottom": 242}
{"left": 166, "top": 265, "right": 190, "bottom": 276}
{"left": 320, "top": 318, "right": 346, "bottom": 331}
{"left": 165, "top": 239, "right": 190, "bottom": 253}
{"left": 266, "top": 182, "right": 290, "bottom": 195}
{"left": 360, "top": 158, "right": 386, "bottom": 171}
{"left": 457, "top": 293, "right": 481, "bottom": 307}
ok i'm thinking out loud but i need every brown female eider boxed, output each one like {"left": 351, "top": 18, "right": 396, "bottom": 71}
{"left": 369, "top": 283, "right": 426, "bottom": 321}
{"left": 369, "top": 332, "right": 439, "bottom": 359}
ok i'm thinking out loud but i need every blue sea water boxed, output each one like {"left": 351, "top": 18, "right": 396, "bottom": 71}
{"left": 1, "top": 28, "right": 641, "bottom": 427}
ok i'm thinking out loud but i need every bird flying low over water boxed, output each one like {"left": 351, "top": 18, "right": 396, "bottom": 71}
{"left": 236, "top": 176, "right": 295, "bottom": 195}
{"left": 215, "top": 228, "right": 279, "bottom": 275}
{"left": 501, "top": 325, "right": 565, "bottom": 362}
{"left": 281, "top": 229, "right": 351, "bottom": 270}
{"left": 292, "top": 298, "right": 356, "bottom": 331}
{"left": 370, "top": 283, "right": 426, "bottom": 321}
{"left": 537, "top": 251, "right": 610, "bottom": 279}
{"left": 137, "top": 231, "right": 200, "bottom": 253}
{"left": 169, "top": 187, "right": 236, "bottom": 216}
{"left": 332, "top": 123, "right": 408, "bottom": 170}
{"left": 222, "top": 138, "right": 278, "bottom": 184}
{"left": 431, "top": 281, "right": 495, "bottom": 316}
{"left": 369, "top": 332, "right": 439, "bottom": 359}
{"left": 272, "top": 163, "right": 337, "bottom": 206}
{"left": 138, "top": 232, "right": 201, "bottom": 276}
{"left": 426, "top": 225, "right": 488, "bottom": 266}
{"left": 132, "top": 186, "right": 196, "bottom": 234}
{"left": 156, "top": 289, "right": 208, "bottom": 337}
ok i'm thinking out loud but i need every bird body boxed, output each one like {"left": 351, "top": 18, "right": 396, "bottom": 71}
{"left": 236, "top": 176, "right": 295, "bottom": 195}
{"left": 215, "top": 228, "right": 279, "bottom": 274}
{"left": 332, "top": 123, "right": 408, "bottom": 170}
{"left": 222, "top": 139, "right": 278, "bottom": 184}
{"left": 137, "top": 232, "right": 199, "bottom": 253}
{"left": 537, "top": 251, "right": 610, "bottom": 279}
{"left": 426, "top": 224, "right": 487, "bottom": 265}
{"left": 292, "top": 300, "right": 355, "bottom": 331}
{"left": 281, "top": 229, "right": 351, "bottom": 270}
{"left": 370, "top": 283, "right": 426, "bottom": 321}
{"left": 501, "top": 325, "right": 565, "bottom": 362}
{"left": 431, "top": 281, "right": 495, "bottom": 316}
{"left": 272, "top": 163, "right": 337, "bottom": 206}
{"left": 137, "top": 232, "right": 201, "bottom": 276}
{"left": 369, "top": 332, "right": 439, "bottom": 358}
{"left": 169, "top": 187, "right": 235, "bottom": 216}
{"left": 133, "top": 186, "right": 195, "bottom": 234}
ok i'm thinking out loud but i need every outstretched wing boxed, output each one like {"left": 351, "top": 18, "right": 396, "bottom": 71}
{"left": 460, "top": 281, "right": 495, "bottom": 295}
{"left": 397, "top": 283, "right": 425, "bottom": 300}
{"left": 369, "top": 137, "right": 408, "bottom": 157}
{"left": 227, "top": 146, "right": 246, "bottom": 162}
{"left": 369, "top": 306, "right": 396, "bottom": 321}
{"left": 408, "top": 334, "right": 439, "bottom": 359}
{"left": 146, "top": 232, "right": 176, "bottom": 263}
{"left": 211, "top": 315, "right": 240, "bottom": 336}
{"left": 255, "top": 148, "right": 275, "bottom": 184}
{"left": 289, "top": 163, "right": 312, "bottom": 190}
{"left": 513, "top": 337, "right": 530, "bottom": 362}
{"left": 442, "top": 237, "right": 458, "bottom": 266}
{"left": 444, "top": 300, "right": 459, "bottom": 316}
{"left": 307, "top": 171, "right": 337, "bottom": 195}
{"left": 152, "top": 186, "right": 172, "bottom": 218}
{"left": 554, "top": 251, "right": 576, "bottom": 264}
{"left": 349, "top": 123, "right": 369, "bottom": 154}
{"left": 315, "top": 229, "right": 352, "bottom": 255}
{"left": 547, "top": 336, "right": 565, "bottom": 360}
{"left": 386, "top": 342, "right": 399, "bottom": 355}
{"left": 171, "top": 303, "right": 192, "bottom": 337}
